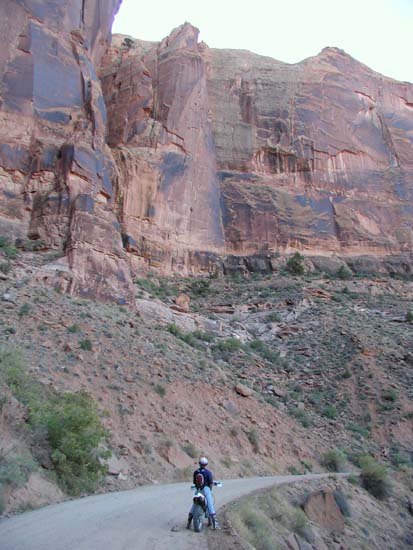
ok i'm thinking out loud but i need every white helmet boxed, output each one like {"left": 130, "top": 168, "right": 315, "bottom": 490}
{"left": 199, "top": 456, "right": 208, "bottom": 466}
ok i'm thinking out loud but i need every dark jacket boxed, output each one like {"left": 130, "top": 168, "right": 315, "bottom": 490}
{"left": 193, "top": 467, "right": 213, "bottom": 488}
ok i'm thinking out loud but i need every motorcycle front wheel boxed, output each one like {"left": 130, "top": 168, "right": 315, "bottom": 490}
{"left": 193, "top": 504, "right": 204, "bottom": 533}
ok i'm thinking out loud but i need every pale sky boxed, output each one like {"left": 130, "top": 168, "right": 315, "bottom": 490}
{"left": 112, "top": 0, "right": 413, "bottom": 83}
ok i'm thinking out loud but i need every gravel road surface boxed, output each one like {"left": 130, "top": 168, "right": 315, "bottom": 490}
{"left": 0, "top": 473, "right": 340, "bottom": 550}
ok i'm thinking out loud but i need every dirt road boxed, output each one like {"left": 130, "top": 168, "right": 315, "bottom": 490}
{"left": 0, "top": 473, "right": 340, "bottom": 550}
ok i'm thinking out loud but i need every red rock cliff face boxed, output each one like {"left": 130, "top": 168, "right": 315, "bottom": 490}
{"left": 100, "top": 24, "right": 225, "bottom": 273}
{"left": 1, "top": 12, "right": 413, "bottom": 301}
{"left": 101, "top": 24, "right": 413, "bottom": 268}
{"left": 206, "top": 46, "right": 413, "bottom": 256}
{"left": 0, "top": 0, "right": 135, "bottom": 302}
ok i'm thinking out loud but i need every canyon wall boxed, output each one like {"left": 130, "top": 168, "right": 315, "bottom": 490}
{"left": 1, "top": 6, "right": 413, "bottom": 301}
{"left": 101, "top": 23, "right": 413, "bottom": 274}
{"left": 0, "top": 0, "right": 135, "bottom": 302}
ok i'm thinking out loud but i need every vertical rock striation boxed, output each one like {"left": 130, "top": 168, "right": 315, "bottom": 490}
{"left": 0, "top": 0, "right": 134, "bottom": 302}
{"left": 1, "top": 10, "right": 413, "bottom": 297}
{"left": 100, "top": 23, "right": 225, "bottom": 273}
{"left": 102, "top": 24, "right": 413, "bottom": 272}
{"left": 206, "top": 46, "right": 413, "bottom": 256}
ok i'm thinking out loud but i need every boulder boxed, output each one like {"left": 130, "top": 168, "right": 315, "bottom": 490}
{"left": 235, "top": 384, "right": 253, "bottom": 397}
{"left": 173, "top": 294, "right": 191, "bottom": 312}
{"left": 303, "top": 489, "right": 345, "bottom": 533}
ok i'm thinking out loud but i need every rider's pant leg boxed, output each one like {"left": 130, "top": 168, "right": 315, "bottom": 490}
{"left": 202, "top": 486, "right": 215, "bottom": 515}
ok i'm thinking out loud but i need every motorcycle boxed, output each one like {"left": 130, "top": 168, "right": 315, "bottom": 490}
{"left": 190, "top": 481, "right": 222, "bottom": 532}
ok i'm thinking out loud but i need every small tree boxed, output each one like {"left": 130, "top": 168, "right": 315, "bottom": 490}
{"left": 359, "top": 455, "right": 392, "bottom": 499}
{"left": 321, "top": 449, "right": 346, "bottom": 472}
{"left": 286, "top": 252, "right": 305, "bottom": 276}
{"left": 33, "top": 391, "right": 109, "bottom": 495}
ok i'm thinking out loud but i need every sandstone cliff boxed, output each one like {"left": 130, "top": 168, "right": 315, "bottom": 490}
{"left": 0, "top": 0, "right": 134, "bottom": 302}
{"left": 1, "top": 9, "right": 413, "bottom": 301}
{"left": 101, "top": 23, "right": 413, "bottom": 275}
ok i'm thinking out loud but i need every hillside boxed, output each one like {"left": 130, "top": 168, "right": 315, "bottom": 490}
{"left": 1, "top": 246, "right": 412, "bottom": 528}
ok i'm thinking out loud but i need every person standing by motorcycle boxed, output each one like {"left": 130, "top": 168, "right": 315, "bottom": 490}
{"left": 187, "top": 457, "right": 220, "bottom": 530}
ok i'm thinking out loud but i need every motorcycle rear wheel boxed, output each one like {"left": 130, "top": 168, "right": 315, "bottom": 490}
{"left": 193, "top": 505, "right": 204, "bottom": 533}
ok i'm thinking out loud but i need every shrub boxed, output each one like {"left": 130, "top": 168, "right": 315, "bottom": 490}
{"left": 389, "top": 446, "right": 412, "bottom": 468}
{"left": 0, "top": 237, "right": 18, "bottom": 260}
{"left": 235, "top": 504, "right": 274, "bottom": 550}
{"left": 290, "top": 507, "right": 308, "bottom": 536}
{"left": 191, "top": 330, "right": 214, "bottom": 342}
{"left": 406, "top": 310, "right": 413, "bottom": 322}
{"left": 322, "top": 405, "right": 338, "bottom": 419}
{"left": 0, "top": 261, "right": 11, "bottom": 274}
{"left": 321, "top": 449, "right": 346, "bottom": 472}
{"left": 0, "top": 453, "right": 36, "bottom": 489}
{"left": 249, "top": 340, "right": 280, "bottom": 363}
{"left": 266, "top": 311, "right": 281, "bottom": 323}
{"left": 286, "top": 252, "right": 305, "bottom": 276}
{"left": 79, "top": 339, "right": 93, "bottom": 351}
{"left": 31, "top": 392, "right": 108, "bottom": 495}
{"left": 336, "top": 265, "right": 352, "bottom": 280}
{"left": 246, "top": 428, "right": 260, "bottom": 453}
{"left": 182, "top": 442, "right": 198, "bottom": 459}
{"left": 359, "top": 455, "right": 392, "bottom": 499}
{"left": 18, "top": 304, "right": 31, "bottom": 317}
{"left": 290, "top": 407, "right": 311, "bottom": 428}
{"left": 213, "top": 337, "right": 242, "bottom": 354}
{"left": 67, "top": 324, "right": 81, "bottom": 334}
{"left": 166, "top": 324, "right": 212, "bottom": 348}
{"left": 0, "top": 347, "right": 108, "bottom": 496}
{"left": 0, "top": 487, "right": 5, "bottom": 514}
{"left": 166, "top": 323, "right": 181, "bottom": 337}
{"left": 154, "top": 384, "right": 166, "bottom": 397}
{"left": 381, "top": 388, "right": 398, "bottom": 402}
{"left": 189, "top": 279, "right": 213, "bottom": 296}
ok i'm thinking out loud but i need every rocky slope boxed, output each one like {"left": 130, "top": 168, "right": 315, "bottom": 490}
{"left": 0, "top": 248, "right": 412, "bottom": 518}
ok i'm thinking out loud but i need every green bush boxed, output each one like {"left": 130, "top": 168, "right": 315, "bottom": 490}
{"left": 67, "top": 324, "right": 81, "bottom": 334}
{"left": 336, "top": 265, "right": 352, "bottom": 280}
{"left": 359, "top": 455, "right": 392, "bottom": 499}
{"left": 320, "top": 449, "right": 346, "bottom": 472}
{"left": 0, "top": 487, "right": 5, "bottom": 514}
{"left": 154, "top": 384, "right": 166, "bottom": 397}
{"left": 79, "top": 339, "right": 93, "bottom": 351}
{"left": 213, "top": 337, "right": 242, "bottom": 354}
{"left": 32, "top": 392, "right": 108, "bottom": 495}
{"left": 0, "top": 347, "right": 108, "bottom": 496}
{"left": 181, "top": 442, "right": 198, "bottom": 459}
{"left": 0, "top": 261, "right": 11, "bottom": 274}
{"left": 381, "top": 388, "right": 398, "bottom": 402}
{"left": 236, "top": 504, "right": 274, "bottom": 550}
{"left": 166, "top": 324, "right": 212, "bottom": 348}
{"left": 406, "top": 310, "right": 413, "bottom": 322}
{"left": 290, "top": 507, "right": 308, "bottom": 536}
{"left": 18, "top": 304, "right": 31, "bottom": 317}
{"left": 0, "top": 237, "right": 18, "bottom": 260}
{"left": 248, "top": 340, "right": 280, "bottom": 363}
{"left": 322, "top": 405, "right": 338, "bottom": 419}
{"left": 189, "top": 279, "right": 213, "bottom": 296}
{"left": 191, "top": 330, "right": 214, "bottom": 343}
{"left": 289, "top": 407, "right": 311, "bottom": 428}
{"left": 0, "top": 453, "right": 36, "bottom": 489}
{"left": 166, "top": 323, "right": 181, "bottom": 337}
{"left": 286, "top": 252, "right": 305, "bottom": 276}
{"left": 246, "top": 428, "right": 260, "bottom": 453}
{"left": 266, "top": 311, "right": 281, "bottom": 323}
